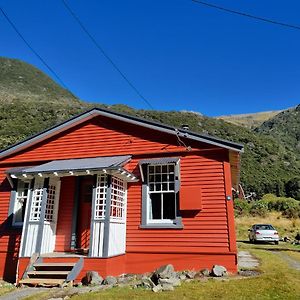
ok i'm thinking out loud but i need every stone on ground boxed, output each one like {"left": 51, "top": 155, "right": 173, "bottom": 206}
{"left": 83, "top": 271, "right": 103, "bottom": 285}
{"left": 103, "top": 276, "right": 117, "bottom": 285}
{"left": 154, "top": 264, "right": 175, "bottom": 279}
{"left": 158, "top": 277, "right": 181, "bottom": 287}
{"left": 211, "top": 265, "right": 227, "bottom": 277}
{"left": 200, "top": 268, "right": 210, "bottom": 277}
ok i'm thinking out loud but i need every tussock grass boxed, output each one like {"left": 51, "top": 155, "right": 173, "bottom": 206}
{"left": 235, "top": 212, "right": 300, "bottom": 241}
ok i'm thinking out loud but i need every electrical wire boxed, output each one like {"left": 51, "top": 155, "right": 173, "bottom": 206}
{"left": 191, "top": 0, "right": 300, "bottom": 31}
{"left": 60, "top": 0, "right": 154, "bottom": 109}
{"left": 0, "top": 6, "right": 69, "bottom": 90}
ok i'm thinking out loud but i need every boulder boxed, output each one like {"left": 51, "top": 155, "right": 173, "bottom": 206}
{"left": 152, "top": 284, "right": 163, "bottom": 293}
{"left": 155, "top": 264, "right": 175, "bottom": 279}
{"left": 103, "top": 276, "right": 117, "bottom": 285}
{"left": 161, "top": 283, "right": 174, "bottom": 291}
{"left": 82, "top": 271, "right": 103, "bottom": 285}
{"left": 200, "top": 268, "right": 210, "bottom": 277}
{"left": 141, "top": 277, "right": 156, "bottom": 289}
{"left": 158, "top": 277, "right": 181, "bottom": 287}
{"left": 211, "top": 265, "right": 227, "bottom": 277}
{"left": 179, "top": 273, "right": 187, "bottom": 281}
{"left": 185, "top": 270, "right": 196, "bottom": 279}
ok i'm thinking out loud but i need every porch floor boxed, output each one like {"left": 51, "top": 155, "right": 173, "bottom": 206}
{"left": 40, "top": 252, "right": 86, "bottom": 258}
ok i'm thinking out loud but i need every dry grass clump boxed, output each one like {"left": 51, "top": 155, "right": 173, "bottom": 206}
{"left": 235, "top": 212, "right": 300, "bottom": 241}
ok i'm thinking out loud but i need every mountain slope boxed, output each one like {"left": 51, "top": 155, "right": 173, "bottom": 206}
{"left": 0, "top": 57, "right": 78, "bottom": 103}
{"left": 0, "top": 57, "right": 299, "bottom": 199}
{"left": 256, "top": 105, "right": 300, "bottom": 153}
{"left": 216, "top": 110, "right": 284, "bottom": 129}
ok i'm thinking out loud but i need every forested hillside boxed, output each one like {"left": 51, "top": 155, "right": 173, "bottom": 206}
{"left": 0, "top": 57, "right": 299, "bottom": 199}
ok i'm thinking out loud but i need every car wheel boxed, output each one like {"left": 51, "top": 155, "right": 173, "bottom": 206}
{"left": 275, "top": 241, "right": 279, "bottom": 245}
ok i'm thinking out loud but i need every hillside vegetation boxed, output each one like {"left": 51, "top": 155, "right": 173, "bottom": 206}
{"left": 0, "top": 57, "right": 299, "bottom": 199}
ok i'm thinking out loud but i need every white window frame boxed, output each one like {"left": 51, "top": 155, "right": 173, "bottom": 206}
{"left": 13, "top": 180, "right": 31, "bottom": 226}
{"left": 146, "top": 163, "right": 177, "bottom": 225}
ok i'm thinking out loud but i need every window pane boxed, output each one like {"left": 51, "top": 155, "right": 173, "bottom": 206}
{"left": 150, "top": 193, "right": 161, "bottom": 219}
{"left": 155, "top": 174, "right": 161, "bottom": 182}
{"left": 149, "top": 166, "right": 154, "bottom": 174}
{"left": 162, "top": 183, "right": 168, "bottom": 191}
{"left": 169, "top": 183, "right": 175, "bottom": 191}
{"left": 162, "top": 174, "right": 168, "bottom": 181}
{"left": 169, "top": 174, "right": 174, "bottom": 181}
{"left": 155, "top": 183, "right": 161, "bottom": 191}
{"left": 149, "top": 175, "right": 154, "bottom": 182}
{"left": 163, "top": 193, "right": 176, "bottom": 219}
{"left": 155, "top": 165, "right": 161, "bottom": 173}
{"left": 149, "top": 184, "right": 154, "bottom": 191}
{"left": 162, "top": 165, "right": 168, "bottom": 173}
{"left": 168, "top": 164, "right": 175, "bottom": 173}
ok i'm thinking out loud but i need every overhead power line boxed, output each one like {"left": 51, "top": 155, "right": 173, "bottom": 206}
{"left": 0, "top": 6, "right": 69, "bottom": 90}
{"left": 191, "top": 0, "right": 300, "bottom": 31}
{"left": 60, "top": 0, "right": 154, "bottom": 109}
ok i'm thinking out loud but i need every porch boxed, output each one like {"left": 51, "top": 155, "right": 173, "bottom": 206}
{"left": 7, "top": 155, "right": 138, "bottom": 260}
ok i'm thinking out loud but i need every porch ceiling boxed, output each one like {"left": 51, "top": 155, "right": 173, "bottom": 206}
{"left": 6, "top": 155, "right": 138, "bottom": 182}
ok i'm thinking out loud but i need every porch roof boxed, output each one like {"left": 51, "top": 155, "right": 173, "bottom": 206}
{"left": 6, "top": 155, "right": 138, "bottom": 182}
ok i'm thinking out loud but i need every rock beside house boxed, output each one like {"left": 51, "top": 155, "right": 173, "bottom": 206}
{"left": 81, "top": 264, "right": 228, "bottom": 293}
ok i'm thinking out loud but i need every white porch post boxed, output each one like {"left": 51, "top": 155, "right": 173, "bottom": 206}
{"left": 34, "top": 177, "right": 49, "bottom": 254}
{"left": 20, "top": 178, "right": 35, "bottom": 257}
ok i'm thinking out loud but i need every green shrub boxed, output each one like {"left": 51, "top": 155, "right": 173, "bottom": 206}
{"left": 261, "top": 194, "right": 299, "bottom": 212}
{"left": 234, "top": 199, "right": 251, "bottom": 216}
{"left": 249, "top": 200, "right": 268, "bottom": 217}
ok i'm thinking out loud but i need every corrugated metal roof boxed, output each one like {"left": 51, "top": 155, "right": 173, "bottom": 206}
{"left": 8, "top": 155, "right": 131, "bottom": 174}
{"left": 139, "top": 157, "right": 179, "bottom": 165}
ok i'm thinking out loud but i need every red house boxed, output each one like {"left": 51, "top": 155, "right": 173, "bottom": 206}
{"left": 0, "top": 108, "right": 243, "bottom": 285}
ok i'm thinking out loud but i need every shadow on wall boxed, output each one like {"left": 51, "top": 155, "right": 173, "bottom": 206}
{"left": 0, "top": 177, "right": 21, "bottom": 283}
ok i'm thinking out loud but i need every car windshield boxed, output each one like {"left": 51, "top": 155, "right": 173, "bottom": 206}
{"left": 255, "top": 224, "right": 274, "bottom": 230}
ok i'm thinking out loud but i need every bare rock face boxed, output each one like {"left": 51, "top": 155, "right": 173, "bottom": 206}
{"left": 82, "top": 271, "right": 103, "bottom": 285}
{"left": 211, "top": 265, "right": 227, "bottom": 277}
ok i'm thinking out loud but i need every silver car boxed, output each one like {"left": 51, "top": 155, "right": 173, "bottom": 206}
{"left": 248, "top": 224, "right": 279, "bottom": 244}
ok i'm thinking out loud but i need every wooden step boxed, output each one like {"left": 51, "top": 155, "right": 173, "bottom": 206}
{"left": 19, "top": 278, "right": 65, "bottom": 286}
{"left": 27, "top": 270, "right": 70, "bottom": 276}
{"left": 33, "top": 262, "right": 76, "bottom": 269}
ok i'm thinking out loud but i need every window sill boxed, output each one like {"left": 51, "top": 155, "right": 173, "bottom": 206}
{"left": 140, "top": 218, "right": 183, "bottom": 229}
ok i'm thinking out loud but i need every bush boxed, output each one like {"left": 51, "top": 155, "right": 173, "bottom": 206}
{"left": 249, "top": 200, "right": 268, "bottom": 217}
{"left": 234, "top": 199, "right": 251, "bottom": 216}
{"left": 234, "top": 194, "right": 300, "bottom": 218}
{"left": 261, "top": 194, "right": 299, "bottom": 212}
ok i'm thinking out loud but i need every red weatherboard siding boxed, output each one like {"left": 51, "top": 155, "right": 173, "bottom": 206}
{"left": 0, "top": 114, "right": 238, "bottom": 282}
{"left": 125, "top": 153, "right": 231, "bottom": 254}
{"left": 0, "top": 168, "right": 21, "bottom": 282}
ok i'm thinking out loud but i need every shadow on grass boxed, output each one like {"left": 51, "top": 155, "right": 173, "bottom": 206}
{"left": 238, "top": 240, "right": 300, "bottom": 252}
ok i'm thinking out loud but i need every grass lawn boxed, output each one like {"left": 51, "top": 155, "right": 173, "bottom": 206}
{"left": 0, "top": 286, "right": 15, "bottom": 297}
{"left": 23, "top": 213, "right": 300, "bottom": 300}
{"left": 54, "top": 243, "right": 298, "bottom": 300}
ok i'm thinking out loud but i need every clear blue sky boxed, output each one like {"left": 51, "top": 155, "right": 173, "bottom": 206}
{"left": 1, "top": 0, "right": 300, "bottom": 116}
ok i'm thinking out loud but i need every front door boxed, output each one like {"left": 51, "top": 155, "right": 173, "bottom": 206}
{"left": 77, "top": 176, "right": 93, "bottom": 250}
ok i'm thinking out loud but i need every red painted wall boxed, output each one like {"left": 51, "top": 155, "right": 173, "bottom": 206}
{"left": 0, "top": 115, "right": 237, "bottom": 282}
